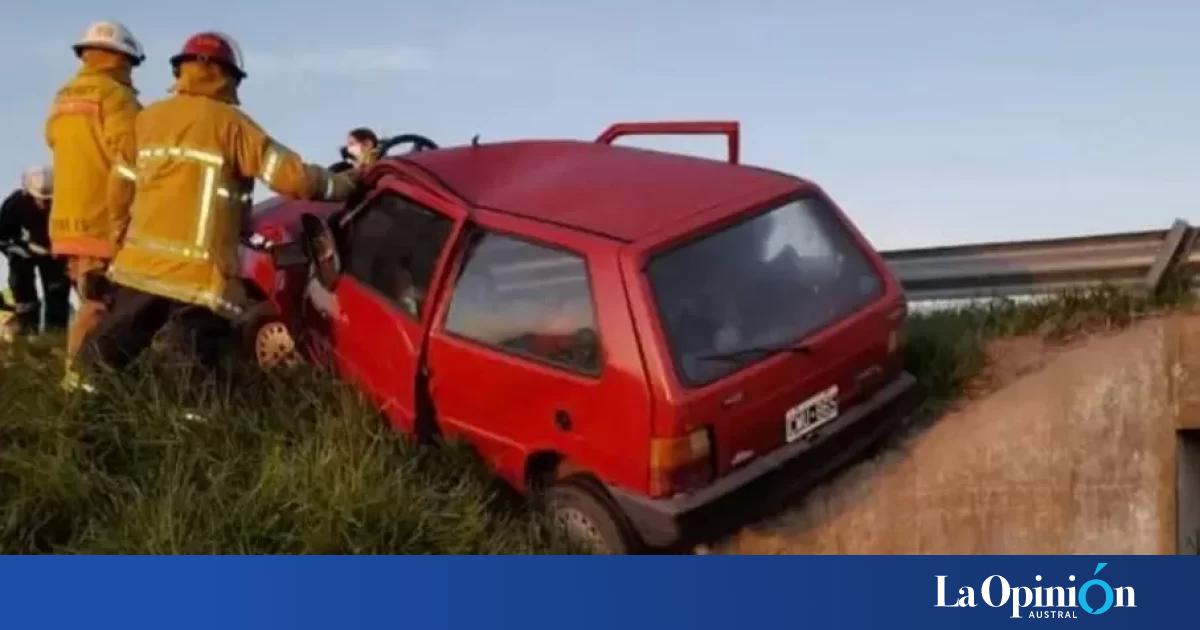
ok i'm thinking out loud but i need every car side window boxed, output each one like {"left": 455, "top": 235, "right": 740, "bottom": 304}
{"left": 344, "top": 193, "right": 453, "bottom": 318}
{"left": 445, "top": 232, "right": 601, "bottom": 374}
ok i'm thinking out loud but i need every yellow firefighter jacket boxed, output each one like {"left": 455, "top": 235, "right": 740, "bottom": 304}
{"left": 45, "top": 56, "right": 140, "bottom": 259}
{"left": 108, "top": 63, "right": 355, "bottom": 316}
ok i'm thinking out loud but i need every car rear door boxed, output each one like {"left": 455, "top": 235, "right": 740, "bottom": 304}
{"left": 327, "top": 178, "right": 466, "bottom": 433}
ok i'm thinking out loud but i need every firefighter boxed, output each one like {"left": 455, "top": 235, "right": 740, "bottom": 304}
{"left": 79, "top": 31, "right": 359, "bottom": 378}
{"left": 46, "top": 21, "right": 144, "bottom": 382}
{"left": 0, "top": 166, "right": 70, "bottom": 337}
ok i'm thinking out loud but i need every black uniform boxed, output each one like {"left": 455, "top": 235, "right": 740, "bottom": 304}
{"left": 0, "top": 190, "right": 69, "bottom": 334}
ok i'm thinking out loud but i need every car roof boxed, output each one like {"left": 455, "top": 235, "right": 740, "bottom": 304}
{"left": 400, "top": 140, "right": 801, "bottom": 242}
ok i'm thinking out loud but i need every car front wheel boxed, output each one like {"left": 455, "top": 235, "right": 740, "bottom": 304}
{"left": 241, "top": 309, "right": 300, "bottom": 368}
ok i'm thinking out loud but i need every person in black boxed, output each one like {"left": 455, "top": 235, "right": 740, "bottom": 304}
{"left": 0, "top": 166, "right": 69, "bottom": 336}
{"left": 330, "top": 128, "right": 379, "bottom": 173}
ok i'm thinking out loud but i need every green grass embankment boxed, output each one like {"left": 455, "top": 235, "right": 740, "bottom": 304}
{"left": 0, "top": 338, "right": 566, "bottom": 553}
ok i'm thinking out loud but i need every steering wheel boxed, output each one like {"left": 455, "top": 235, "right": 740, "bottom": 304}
{"left": 378, "top": 133, "right": 439, "bottom": 156}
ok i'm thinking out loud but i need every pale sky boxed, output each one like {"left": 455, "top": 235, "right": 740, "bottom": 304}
{"left": 1, "top": 0, "right": 1198, "bottom": 289}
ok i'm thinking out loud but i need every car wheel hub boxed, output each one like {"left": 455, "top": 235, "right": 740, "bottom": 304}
{"left": 255, "top": 321, "right": 298, "bottom": 367}
{"left": 553, "top": 506, "right": 610, "bottom": 554}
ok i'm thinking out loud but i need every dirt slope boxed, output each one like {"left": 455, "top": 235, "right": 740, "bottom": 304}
{"left": 716, "top": 315, "right": 1200, "bottom": 554}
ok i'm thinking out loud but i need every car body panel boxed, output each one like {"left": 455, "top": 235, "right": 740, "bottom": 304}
{"left": 326, "top": 177, "right": 470, "bottom": 433}
{"left": 243, "top": 132, "right": 916, "bottom": 546}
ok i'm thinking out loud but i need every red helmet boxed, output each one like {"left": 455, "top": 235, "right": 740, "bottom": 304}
{"left": 170, "top": 31, "right": 246, "bottom": 79}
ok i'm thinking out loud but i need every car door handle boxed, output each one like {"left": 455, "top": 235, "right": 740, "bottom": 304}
{"left": 554, "top": 410, "right": 572, "bottom": 432}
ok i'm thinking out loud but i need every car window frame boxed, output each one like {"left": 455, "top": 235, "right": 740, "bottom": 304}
{"left": 339, "top": 189, "right": 457, "bottom": 323}
{"left": 437, "top": 225, "right": 607, "bottom": 379}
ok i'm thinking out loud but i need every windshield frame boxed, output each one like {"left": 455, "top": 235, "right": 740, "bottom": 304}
{"left": 638, "top": 189, "right": 890, "bottom": 389}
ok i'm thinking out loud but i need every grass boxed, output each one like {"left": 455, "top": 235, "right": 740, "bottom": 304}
{"left": 902, "top": 282, "right": 1196, "bottom": 403}
{"left": 0, "top": 337, "right": 569, "bottom": 554}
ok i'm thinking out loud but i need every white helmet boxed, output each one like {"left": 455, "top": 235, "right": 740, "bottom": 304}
{"left": 21, "top": 166, "right": 53, "bottom": 200}
{"left": 73, "top": 21, "right": 145, "bottom": 66}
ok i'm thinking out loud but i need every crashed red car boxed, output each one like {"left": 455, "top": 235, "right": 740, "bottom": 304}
{"left": 239, "top": 122, "right": 921, "bottom": 553}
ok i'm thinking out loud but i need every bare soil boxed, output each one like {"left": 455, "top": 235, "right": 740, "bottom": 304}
{"left": 711, "top": 320, "right": 1177, "bottom": 554}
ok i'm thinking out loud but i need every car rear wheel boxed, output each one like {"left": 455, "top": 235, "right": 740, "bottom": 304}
{"left": 546, "top": 480, "right": 640, "bottom": 554}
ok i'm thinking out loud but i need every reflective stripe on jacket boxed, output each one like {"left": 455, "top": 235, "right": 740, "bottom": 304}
{"left": 45, "top": 59, "right": 140, "bottom": 259}
{"left": 108, "top": 62, "right": 355, "bottom": 316}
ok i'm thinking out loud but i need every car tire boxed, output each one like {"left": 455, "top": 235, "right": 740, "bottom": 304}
{"left": 241, "top": 308, "right": 300, "bottom": 369}
{"left": 546, "top": 479, "right": 641, "bottom": 554}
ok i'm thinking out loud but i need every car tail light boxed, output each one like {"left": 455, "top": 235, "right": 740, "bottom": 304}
{"left": 649, "top": 427, "right": 714, "bottom": 498}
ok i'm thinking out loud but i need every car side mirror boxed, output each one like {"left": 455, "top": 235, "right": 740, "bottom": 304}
{"left": 300, "top": 212, "right": 341, "bottom": 290}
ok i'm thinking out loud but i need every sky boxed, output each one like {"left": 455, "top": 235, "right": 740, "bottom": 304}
{"left": 0, "top": 0, "right": 1197, "bottom": 279}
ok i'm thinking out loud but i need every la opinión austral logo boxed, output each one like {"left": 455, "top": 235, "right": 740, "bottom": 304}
{"left": 936, "top": 562, "right": 1135, "bottom": 620}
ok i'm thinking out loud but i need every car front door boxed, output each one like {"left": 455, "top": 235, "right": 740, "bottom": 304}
{"left": 424, "top": 218, "right": 653, "bottom": 492}
{"left": 327, "top": 180, "right": 464, "bottom": 433}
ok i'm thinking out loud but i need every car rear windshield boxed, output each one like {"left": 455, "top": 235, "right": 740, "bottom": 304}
{"left": 646, "top": 196, "right": 884, "bottom": 387}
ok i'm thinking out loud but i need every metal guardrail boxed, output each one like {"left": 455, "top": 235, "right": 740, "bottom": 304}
{"left": 881, "top": 219, "right": 1199, "bottom": 302}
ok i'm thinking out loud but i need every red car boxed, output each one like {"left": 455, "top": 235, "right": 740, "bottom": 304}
{"left": 240, "top": 122, "right": 921, "bottom": 553}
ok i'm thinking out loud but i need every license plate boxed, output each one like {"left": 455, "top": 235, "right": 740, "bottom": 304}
{"left": 785, "top": 385, "right": 839, "bottom": 443}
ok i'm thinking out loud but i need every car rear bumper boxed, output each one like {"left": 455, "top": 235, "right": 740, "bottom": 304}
{"left": 606, "top": 371, "right": 923, "bottom": 549}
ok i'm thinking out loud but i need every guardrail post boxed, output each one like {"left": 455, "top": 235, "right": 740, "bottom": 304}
{"left": 1145, "top": 219, "right": 1193, "bottom": 293}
